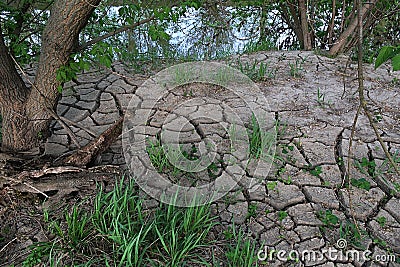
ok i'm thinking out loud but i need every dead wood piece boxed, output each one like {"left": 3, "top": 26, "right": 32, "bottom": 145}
{"left": 64, "top": 117, "right": 123, "bottom": 167}
{"left": 7, "top": 169, "right": 117, "bottom": 200}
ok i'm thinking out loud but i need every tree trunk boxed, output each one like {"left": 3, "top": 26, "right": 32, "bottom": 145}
{"left": 328, "top": 0, "right": 378, "bottom": 56}
{"left": 258, "top": 4, "right": 268, "bottom": 44}
{"left": 0, "top": 24, "right": 34, "bottom": 151}
{"left": 298, "top": 0, "right": 312, "bottom": 50}
{"left": 285, "top": 0, "right": 304, "bottom": 48}
{"left": 326, "top": 0, "right": 336, "bottom": 47}
{"left": 281, "top": 0, "right": 312, "bottom": 50}
{"left": 0, "top": 0, "right": 101, "bottom": 152}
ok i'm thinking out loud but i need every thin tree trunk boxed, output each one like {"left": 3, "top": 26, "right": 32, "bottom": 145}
{"left": 327, "top": 0, "right": 336, "bottom": 47}
{"left": 258, "top": 4, "right": 268, "bottom": 43}
{"left": 286, "top": 0, "right": 304, "bottom": 48}
{"left": 298, "top": 0, "right": 312, "bottom": 50}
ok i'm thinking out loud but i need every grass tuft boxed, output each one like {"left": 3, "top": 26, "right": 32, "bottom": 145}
{"left": 22, "top": 176, "right": 259, "bottom": 266}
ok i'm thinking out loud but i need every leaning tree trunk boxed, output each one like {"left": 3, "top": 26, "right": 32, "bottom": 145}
{"left": 0, "top": 0, "right": 101, "bottom": 152}
{"left": 328, "top": 0, "right": 378, "bottom": 56}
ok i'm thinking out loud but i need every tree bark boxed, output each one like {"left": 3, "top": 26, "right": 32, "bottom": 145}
{"left": 328, "top": 0, "right": 378, "bottom": 56}
{"left": 285, "top": 0, "right": 304, "bottom": 48}
{"left": 327, "top": 0, "right": 336, "bottom": 47}
{"left": 64, "top": 117, "right": 123, "bottom": 167}
{"left": 0, "top": 24, "right": 33, "bottom": 151}
{"left": 0, "top": 0, "right": 101, "bottom": 152}
{"left": 258, "top": 4, "right": 268, "bottom": 44}
{"left": 298, "top": 0, "right": 312, "bottom": 50}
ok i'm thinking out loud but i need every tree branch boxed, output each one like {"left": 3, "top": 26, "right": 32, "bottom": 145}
{"left": 355, "top": 0, "right": 400, "bottom": 177}
{"left": 328, "top": 0, "right": 378, "bottom": 56}
{"left": 76, "top": 15, "right": 156, "bottom": 52}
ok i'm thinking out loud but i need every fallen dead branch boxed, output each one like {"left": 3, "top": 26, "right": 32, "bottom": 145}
{"left": 63, "top": 117, "right": 123, "bottom": 167}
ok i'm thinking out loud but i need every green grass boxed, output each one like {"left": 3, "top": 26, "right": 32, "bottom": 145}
{"left": 22, "top": 177, "right": 259, "bottom": 267}
{"left": 146, "top": 138, "right": 182, "bottom": 176}
{"left": 233, "top": 59, "right": 276, "bottom": 81}
{"left": 247, "top": 113, "right": 275, "bottom": 160}
{"left": 23, "top": 177, "right": 216, "bottom": 266}
{"left": 288, "top": 56, "right": 307, "bottom": 78}
{"left": 224, "top": 226, "right": 259, "bottom": 267}
{"left": 242, "top": 39, "right": 276, "bottom": 54}
{"left": 146, "top": 138, "right": 222, "bottom": 183}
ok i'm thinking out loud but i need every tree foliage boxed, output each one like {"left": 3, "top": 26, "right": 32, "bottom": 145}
{"left": 375, "top": 45, "right": 400, "bottom": 71}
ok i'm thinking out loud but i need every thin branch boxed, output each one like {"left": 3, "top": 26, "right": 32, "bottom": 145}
{"left": 60, "top": 116, "right": 97, "bottom": 137}
{"left": 76, "top": 15, "right": 156, "bottom": 52}
{"left": 344, "top": 103, "right": 361, "bottom": 188}
{"left": 0, "top": 237, "right": 17, "bottom": 255}
{"left": 356, "top": 1, "right": 400, "bottom": 177}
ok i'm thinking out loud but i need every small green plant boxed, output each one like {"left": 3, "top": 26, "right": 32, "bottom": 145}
{"left": 376, "top": 216, "right": 387, "bottom": 227}
{"left": 281, "top": 144, "right": 294, "bottom": 155}
{"left": 277, "top": 211, "right": 288, "bottom": 221}
{"left": 339, "top": 221, "right": 367, "bottom": 249}
{"left": 234, "top": 59, "right": 274, "bottom": 81}
{"left": 279, "top": 176, "right": 292, "bottom": 185}
{"left": 351, "top": 178, "right": 371, "bottom": 191}
{"left": 372, "top": 151, "right": 400, "bottom": 182}
{"left": 181, "top": 143, "right": 199, "bottom": 161}
{"left": 183, "top": 89, "right": 194, "bottom": 97}
{"left": 280, "top": 143, "right": 296, "bottom": 164}
{"left": 225, "top": 227, "right": 258, "bottom": 267}
{"left": 207, "top": 161, "right": 220, "bottom": 178}
{"left": 267, "top": 181, "right": 278, "bottom": 191}
{"left": 247, "top": 113, "right": 275, "bottom": 160}
{"left": 391, "top": 77, "right": 400, "bottom": 86}
{"left": 146, "top": 138, "right": 179, "bottom": 175}
{"left": 308, "top": 165, "right": 323, "bottom": 176}
{"left": 316, "top": 87, "right": 332, "bottom": 107}
{"left": 247, "top": 203, "right": 258, "bottom": 219}
{"left": 354, "top": 157, "right": 376, "bottom": 177}
{"left": 223, "top": 226, "right": 235, "bottom": 240}
{"left": 317, "top": 209, "right": 339, "bottom": 228}
{"left": 373, "top": 109, "right": 383, "bottom": 122}
{"left": 373, "top": 238, "right": 388, "bottom": 247}
{"left": 289, "top": 56, "right": 307, "bottom": 78}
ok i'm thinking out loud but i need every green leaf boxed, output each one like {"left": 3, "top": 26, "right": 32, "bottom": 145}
{"left": 351, "top": 178, "right": 371, "bottom": 191}
{"left": 376, "top": 216, "right": 386, "bottom": 227}
{"left": 267, "top": 181, "right": 277, "bottom": 191}
{"left": 60, "top": 71, "right": 67, "bottom": 81}
{"left": 375, "top": 46, "right": 396, "bottom": 69}
{"left": 277, "top": 211, "right": 288, "bottom": 221}
{"left": 392, "top": 54, "right": 400, "bottom": 71}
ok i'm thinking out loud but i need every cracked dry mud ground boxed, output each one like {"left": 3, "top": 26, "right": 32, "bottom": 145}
{"left": 1, "top": 51, "right": 400, "bottom": 266}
